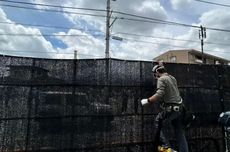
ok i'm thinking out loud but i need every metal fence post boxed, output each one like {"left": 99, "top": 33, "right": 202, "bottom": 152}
{"left": 25, "top": 59, "right": 35, "bottom": 151}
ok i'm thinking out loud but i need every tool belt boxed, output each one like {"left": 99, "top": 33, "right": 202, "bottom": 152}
{"left": 164, "top": 105, "right": 181, "bottom": 112}
{"left": 162, "top": 102, "right": 183, "bottom": 112}
{"left": 161, "top": 99, "right": 183, "bottom": 112}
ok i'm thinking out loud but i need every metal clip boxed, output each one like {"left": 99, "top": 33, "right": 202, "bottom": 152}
{"left": 165, "top": 106, "right": 172, "bottom": 112}
{"left": 173, "top": 106, "right": 180, "bottom": 112}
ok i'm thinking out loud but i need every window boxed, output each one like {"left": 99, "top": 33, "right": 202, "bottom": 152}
{"left": 157, "top": 59, "right": 164, "bottom": 62}
{"left": 195, "top": 55, "right": 203, "bottom": 63}
{"left": 215, "top": 60, "right": 220, "bottom": 65}
{"left": 170, "top": 56, "right": 177, "bottom": 62}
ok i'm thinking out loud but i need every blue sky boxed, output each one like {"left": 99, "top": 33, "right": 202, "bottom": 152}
{"left": 0, "top": 0, "right": 230, "bottom": 60}
{"left": 2, "top": 2, "right": 73, "bottom": 49}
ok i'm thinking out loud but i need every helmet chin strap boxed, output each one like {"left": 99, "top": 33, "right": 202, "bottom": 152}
{"left": 154, "top": 71, "right": 160, "bottom": 78}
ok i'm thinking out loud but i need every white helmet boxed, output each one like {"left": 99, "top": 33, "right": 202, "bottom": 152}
{"left": 152, "top": 65, "right": 165, "bottom": 73}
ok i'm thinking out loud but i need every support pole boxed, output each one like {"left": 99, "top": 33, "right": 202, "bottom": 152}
{"left": 74, "top": 50, "right": 78, "bottom": 59}
{"left": 199, "top": 25, "right": 206, "bottom": 64}
{"left": 105, "top": 0, "right": 111, "bottom": 58}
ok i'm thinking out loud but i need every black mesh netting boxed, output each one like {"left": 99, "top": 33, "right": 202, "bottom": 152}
{"left": 0, "top": 55, "right": 228, "bottom": 152}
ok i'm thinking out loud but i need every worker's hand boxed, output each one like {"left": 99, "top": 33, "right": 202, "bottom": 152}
{"left": 141, "top": 99, "right": 149, "bottom": 106}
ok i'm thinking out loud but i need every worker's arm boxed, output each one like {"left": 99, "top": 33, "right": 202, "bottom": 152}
{"left": 141, "top": 94, "right": 160, "bottom": 105}
{"left": 141, "top": 77, "right": 165, "bottom": 106}
{"left": 148, "top": 94, "right": 160, "bottom": 104}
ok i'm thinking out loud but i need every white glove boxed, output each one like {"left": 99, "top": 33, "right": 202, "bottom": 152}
{"left": 141, "top": 99, "right": 149, "bottom": 106}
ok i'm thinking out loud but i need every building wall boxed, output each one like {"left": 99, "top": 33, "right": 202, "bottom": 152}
{"left": 154, "top": 51, "right": 189, "bottom": 63}
{"left": 174, "top": 51, "right": 189, "bottom": 63}
{"left": 206, "top": 58, "right": 215, "bottom": 64}
{"left": 188, "top": 53, "right": 202, "bottom": 64}
{"left": 155, "top": 50, "right": 229, "bottom": 65}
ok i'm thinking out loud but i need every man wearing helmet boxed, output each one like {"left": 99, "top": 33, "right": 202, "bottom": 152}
{"left": 141, "top": 64, "right": 189, "bottom": 152}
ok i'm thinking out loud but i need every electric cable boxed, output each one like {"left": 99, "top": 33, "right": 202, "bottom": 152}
{"left": 0, "top": 4, "right": 107, "bottom": 18}
{"left": 0, "top": 0, "right": 107, "bottom": 12}
{"left": 194, "top": 0, "right": 230, "bottom": 8}
{"left": 0, "top": 0, "right": 230, "bottom": 59}
{"left": 2, "top": 2, "right": 230, "bottom": 34}
{"left": 112, "top": 32, "right": 230, "bottom": 47}
{"left": 0, "top": 49, "right": 104, "bottom": 57}
{"left": 0, "top": 33, "right": 105, "bottom": 37}
{"left": 0, "top": 21, "right": 104, "bottom": 33}
{"left": 0, "top": 0, "right": 201, "bottom": 29}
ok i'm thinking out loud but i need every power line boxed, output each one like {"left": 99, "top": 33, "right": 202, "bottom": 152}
{"left": 112, "top": 32, "right": 230, "bottom": 47}
{"left": 1, "top": 47, "right": 229, "bottom": 55}
{"left": 0, "top": 31, "right": 229, "bottom": 47}
{"left": 0, "top": 33, "right": 104, "bottom": 37}
{"left": 113, "top": 10, "right": 199, "bottom": 29}
{"left": 0, "top": 21, "right": 104, "bottom": 33}
{"left": 0, "top": 22, "right": 228, "bottom": 47}
{"left": 122, "top": 37, "right": 230, "bottom": 54}
{"left": 0, "top": 0, "right": 201, "bottom": 29}
{"left": 0, "top": 0, "right": 191, "bottom": 28}
{"left": 0, "top": 0, "right": 107, "bottom": 12}
{"left": 0, "top": 4, "right": 107, "bottom": 18}
{"left": 0, "top": 17, "right": 174, "bottom": 31}
{"left": 113, "top": 32, "right": 200, "bottom": 43}
{"left": 0, "top": 27, "right": 229, "bottom": 47}
{"left": 206, "top": 27, "right": 230, "bottom": 33}
{"left": 0, "top": 20, "right": 229, "bottom": 47}
{"left": 0, "top": 3, "right": 174, "bottom": 27}
{"left": 122, "top": 37, "right": 192, "bottom": 49}
{"left": 116, "top": 17, "right": 177, "bottom": 26}
{"left": 0, "top": 2, "right": 195, "bottom": 28}
{"left": 2, "top": 0, "right": 198, "bottom": 28}
{"left": 2, "top": 0, "right": 230, "bottom": 50}
{"left": 0, "top": 3, "right": 167, "bottom": 29}
{"left": 0, "top": 50, "right": 104, "bottom": 57}
{"left": 2, "top": 0, "right": 230, "bottom": 34}
{"left": 1, "top": 0, "right": 229, "bottom": 60}
{"left": 113, "top": 10, "right": 230, "bottom": 33}
{"left": 194, "top": 0, "right": 230, "bottom": 8}
{"left": 205, "top": 41, "right": 230, "bottom": 46}
{"left": 0, "top": 47, "right": 229, "bottom": 61}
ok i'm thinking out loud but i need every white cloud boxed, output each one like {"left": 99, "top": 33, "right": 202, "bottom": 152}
{"left": 199, "top": 8, "right": 230, "bottom": 59}
{"left": 200, "top": 9, "right": 230, "bottom": 28}
{"left": 39, "top": 0, "right": 169, "bottom": 60}
{"left": 111, "top": 0, "right": 167, "bottom": 34}
{"left": 170, "top": 0, "right": 192, "bottom": 10}
{"left": 54, "top": 0, "right": 168, "bottom": 35}
{"left": 55, "top": 29, "right": 105, "bottom": 59}
{"left": 110, "top": 34, "right": 165, "bottom": 60}
{"left": 26, "top": 0, "right": 167, "bottom": 59}
{"left": 0, "top": 9, "right": 55, "bottom": 58}
{"left": 163, "top": 7, "right": 230, "bottom": 60}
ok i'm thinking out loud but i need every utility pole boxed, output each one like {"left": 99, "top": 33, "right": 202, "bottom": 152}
{"left": 199, "top": 25, "right": 206, "bottom": 64}
{"left": 74, "top": 50, "right": 78, "bottom": 59}
{"left": 105, "top": 0, "right": 111, "bottom": 58}
{"left": 105, "top": 0, "right": 116, "bottom": 58}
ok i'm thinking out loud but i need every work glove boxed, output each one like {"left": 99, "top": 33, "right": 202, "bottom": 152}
{"left": 141, "top": 99, "right": 149, "bottom": 106}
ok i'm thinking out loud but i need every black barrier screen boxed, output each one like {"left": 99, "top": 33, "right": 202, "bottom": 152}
{"left": 0, "top": 55, "right": 228, "bottom": 152}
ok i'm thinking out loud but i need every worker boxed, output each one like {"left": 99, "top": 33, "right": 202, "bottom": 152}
{"left": 141, "top": 64, "right": 189, "bottom": 152}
